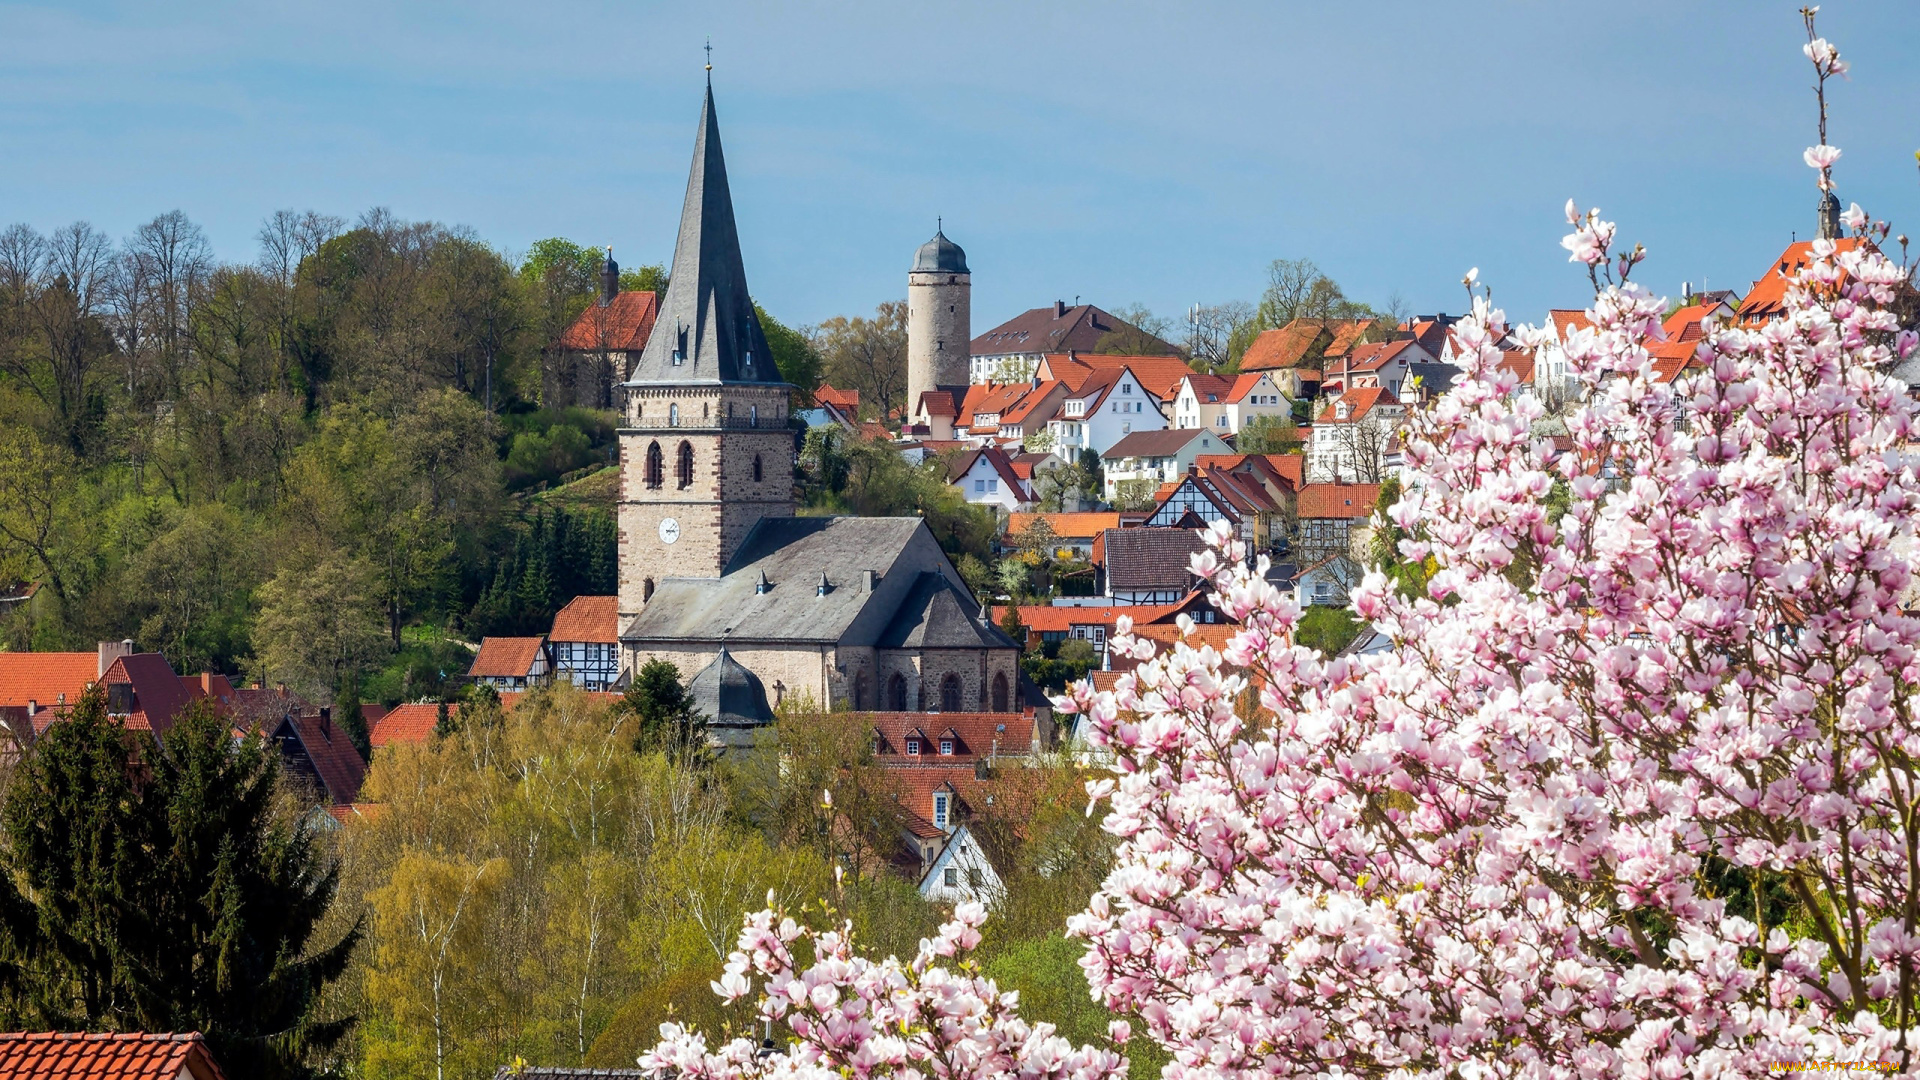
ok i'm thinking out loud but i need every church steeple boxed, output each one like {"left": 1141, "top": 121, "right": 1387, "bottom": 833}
{"left": 627, "top": 84, "right": 780, "bottom": 385}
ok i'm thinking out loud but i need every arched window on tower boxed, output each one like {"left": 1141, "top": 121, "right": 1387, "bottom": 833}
{"left": 752, "top": 455, "right": 763, "bottom": 482}
{"left": 991, "top": 672, "right": 1009, "bottom": 713}
{"left": 643, "top": 578, "right": 655, "bottom": 601}
{"left": 888, "top": 674, "right": 907, "bottom": 711}
{"left": 677, "top": 442, "right": 694, "bottom": 488}
{"left": 645, "top": 442, "right": 663, "bottom": 489}
{"left": 940, "top": 674, "right": 962, "bottom": 713}
{"left": 669, "top": 403, "right": 679, "bottom": 427}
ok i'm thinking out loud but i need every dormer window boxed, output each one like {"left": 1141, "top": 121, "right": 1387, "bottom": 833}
{"left": 673, "top": 323, "right": 687, "bottom": 365}
{"left": 939, "top": 739, "right": 953, "bottom": 755}
{"left": 906, "top": 738, "right": 921, "bottom": 755}
{"left": 933, "top": 792, "right": 950, "bottom": 830}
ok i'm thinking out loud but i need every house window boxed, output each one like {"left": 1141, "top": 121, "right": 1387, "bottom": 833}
{"left": 677, "top": 442, "right": 694, "bottom": 488}
{"left": 944, "top": 867, "right": 958, "bottom": 886}
{"left": 645, "top": 442, "right": 664, "bottom": 488}
{"left": 987, "top": 478, "right": 998, "bottom": 493}
{"left": 939, "top": 739, "right": 953, "bottom": 755}
{"left": 933, "top": 793, "right": 950, "bottom": 829}
{"left": 1122, "top": 421, "right": 1131, "bottom": 433}
{"left": 967, "top": 868, "right": 982, "bottom": 888}
{"left": 1217, "top": 416, "right": 1227, "bottom": 427}
{"left": 1122, "top": 383, "right": 1131, "bottom": 395}
{"left": 906, "top": 738, "right": 920, "bottom": 755}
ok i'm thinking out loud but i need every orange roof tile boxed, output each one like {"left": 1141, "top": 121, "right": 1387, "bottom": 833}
{"left": 554, "top": 291, "right": 658, "bottom": 352}
{"left": 370, "top": 703, "right": 448, "bottom": 748}
{"left": 1006, "top": 512, "right": 1123, "bottom": 540}
{"left": 469, "top": 637, "right": 546, "bottom": 679}
{"left": 867, "top": 711, "right": 1031, "bottom": 760}
{"left": 1240, "top": 324, "right": 1326, "bottom": 372}
{"left": 1737, "top": 237, "right": 1870, "bottom": 322}
{"left": 1040, "top": 354, "right": 1193, "bottom": 401}
{"left": 0, "top": 652, "right": 97, "bottom": 711}
{"left": 1297, "top": 483, "right": 1381, "bottom": 520}
{"left": 1548, "top": 309, "right": 1593, "bottom": 339}
{"left": 0, "top": 1032, "right": 229, "bottom": 1080}
{"left": 550, "top": 595, "right": 618, "bottom": 644}
{"left": 814, "top": 384, "right": 860, "bottom": 411}
{"left": 1010, "top": 601, "right": 1182, "bottom": 635}
{"left": 1316, "top": 387, "right": 1401, "bottom": 424}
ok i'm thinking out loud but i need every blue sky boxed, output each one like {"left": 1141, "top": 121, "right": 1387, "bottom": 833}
{"left": 4, "top": 1, "right": 1918, "bottom": 335}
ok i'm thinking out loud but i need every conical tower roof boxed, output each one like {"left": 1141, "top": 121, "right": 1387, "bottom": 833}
{"left": 627, "top": 85, "right": 782, "bottom": 386}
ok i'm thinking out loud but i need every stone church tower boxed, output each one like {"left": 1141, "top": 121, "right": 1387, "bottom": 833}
{"left": 617, "top": 82, "right": 795, "bottom": 627}
{"left": 906, "top": 227, "right": 970, "bottom": 415}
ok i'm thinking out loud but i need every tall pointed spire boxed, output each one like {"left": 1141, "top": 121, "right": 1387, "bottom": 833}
{"left": 626, "top": 83, "right": 780, "bottom": 385}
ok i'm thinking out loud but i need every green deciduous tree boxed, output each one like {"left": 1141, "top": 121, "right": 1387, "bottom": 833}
{"left": 253, "top": 553, "right": 388, "bottom": 702}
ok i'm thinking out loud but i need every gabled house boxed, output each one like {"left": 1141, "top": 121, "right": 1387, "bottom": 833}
{"left": 969, "top": 303, "right": 1182, "bottom": 384}
{"left": 468, "top": 636, "right": 551, "bottom": 691}
{"left": 1171, "top": 371, "right": 1292, "bottom": 434}
{"left": 1100, "top": 427, "right": 1231, "bottom": 503}
{"left": 1308, "top": 388, "right": 1404, "bottom": 483}
{"left": 1095, "top": 527, "right": 1211, "bottom": 605}
{"left": 1331, "top": 339, "right": 1437, "bottom": 398}
{"left": 1294, "top": 482, "right": 1381, "bottom": 566}
{"left": 543, "top": 251, "right": 659, "bottom": 409}
{"left": 1044, "top": 366, "right": 1168, "bottom": 462}
{"left": 1736, "top": 237, "right": 1872, "bottom": 326}
{"left": 549, "top": 595, "right": 622, "bottom": 691}
{"left": 1143, "top": 464, "right": 1280, "bottom": 551}
{"left": 947, "top": 446, "right": 1033, "bottom": 512}
{"left": 799, "top": 384, "right": 862, "bottom": 430}
{"left": 370, "top": 703, "right": 447, "bottom": 750}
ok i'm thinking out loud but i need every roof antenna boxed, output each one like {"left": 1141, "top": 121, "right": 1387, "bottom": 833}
{"left": 705, "top": 38, "right": 713, "bottom": 83}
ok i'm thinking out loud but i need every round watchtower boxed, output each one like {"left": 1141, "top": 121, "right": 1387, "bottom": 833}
{"left": 907, "top": 227, "right": 971, "bottom": 419}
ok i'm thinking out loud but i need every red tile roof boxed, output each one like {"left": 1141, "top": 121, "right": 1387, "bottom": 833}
{"left": 1239, "top": 324, "right": 1326, "bottom": 372}
{"left": 814, "top": 384, "right": 860, "bottom": 411}
{"left": 1316, "top": 387, "right": 1401, "bottom": 424}
{"left": 1223, "top": 371, "right": 1277, "bottom": 403}
{"left": 1661, "top": 304, "right": 1713, "bottom": 343}
{"left": 281, "top": 709, "right": 367, "bottom": 806}
{"left": 469, "top": 636, "right": 546, "bottom": 679}
{"left": 1344, "top": 338, "right": 1421, "bottom": 372}
{"left": 556, "top": 288, "right": 660, "bottom": 351}
{"left": 554, "top": 291, "right": 659, "bottom": 352}
{"left": 1548, "top": 309, "right": 1594, "bottom": 339}
{"left": 550, "top": 595, "right": 618, "bottom": 644}
{"left": 1737, "top": 237, "right": 1870, "bottom": 323}
{"left": 1099, "top": 528, "right": 1210, "bottom": 591}
{"left": 867, "top": 712, "right": 1032, "bottom": 761}
{"left": 100, "top": 654, "right": 198, "bottom": 735}
{"left": 1103, "top": 427, "right": 1224, "bottom": 460}
{"left": 1009, "top": 601, "right": 1182, "bottom": 635}
{"left": 0, "top": 652, "right": 98, "bottom": 712}
{"left": 1496, "top": 349, "right": 1537, "bottom": 385}
{"left": 1006, "top": 512, "right": 1123, "bottom": 541}
{"left": 0, "top": 1032, "right": 229, "bottom": 1080}
{"left": 1037, "top": 354, "right": 1192, "bottom": 401}
{"left": 370, "top": 703, "right": 448, "bottom": 748}
{"left": 995, "top": 381, "right": 1064, "bottom": 426}
{"left": 1297, "top": 483, "right": 1381, "bottom": 520}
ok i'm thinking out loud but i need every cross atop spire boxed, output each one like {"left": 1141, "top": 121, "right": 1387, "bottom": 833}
{"left": 705, "top": 38, "right": 713, "bottom": 82}
{"left": 625, "top": 82, "right": 781, "bottom": 386}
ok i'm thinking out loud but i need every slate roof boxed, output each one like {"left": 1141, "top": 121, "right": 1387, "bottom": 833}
{"left": 100, "top": 654, "right": 196, "bottom": 735}
{"left": 554, "top": 291, "right": 658, "bottom": 352}
{"left": 550, "top": 595, "right": 619, "bottom": 644}
{"left": 972, "top": 305, "right": 1177, "bottom": 357}
{"left": 1405, "top": 363, "right": 1460, "bottom": 397}
{"left": 623, "top": 517, "right": 962, "bottom": 647}
{"left": 877, "top": 573, "right": 1016, "bottom": 649}
{"left": 623, "top": 85, "right": 781, "bottom": 387}
{"left": 688, "top": 647, "right": 776, "bottom": 729}
{"left": 470, "top": 637, "right": 547, "bottom": 679}
{"left": 0, "top": 1032, "right": 229, "bottom": 1080}
{"left": 913, "top": 229, "right": 970, "bottom": 274}
{"left": 1099, "top": 528, "right": 1209, "bottom": 592}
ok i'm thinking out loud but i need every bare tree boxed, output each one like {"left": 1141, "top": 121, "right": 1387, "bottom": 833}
{"left": 116, "top": 210, "right": 215, "bottom": 400}
{"left": 257, "top": 209, "right": 344, "bottom": 284}
{"left": 1315, "top": 416, "right": 1394, "bottom": 484}
{"left": 1188, "top": 300, "right": 1254, "bottom": 370}
{"left": 23, "top": 222, "right": 116, "bottom": 451}
{"left": 815, "top": 299, "right": 908, "bottom": 420}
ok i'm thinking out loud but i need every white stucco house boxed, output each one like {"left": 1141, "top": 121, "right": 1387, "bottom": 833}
{"left": 918, "top": 823, "right": 1006, "bottom": 905}
{"left": 1045, "top": 366, "right": 1166, "bottom": 463}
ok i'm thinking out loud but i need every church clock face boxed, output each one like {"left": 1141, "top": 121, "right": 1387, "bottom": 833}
{"left": 658, "top": 517, "right": 681, "bottom": 545}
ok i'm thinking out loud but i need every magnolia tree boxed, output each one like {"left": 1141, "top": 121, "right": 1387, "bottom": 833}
{"left": 645, "top": 19, "right": 1920, "bottom": 1080}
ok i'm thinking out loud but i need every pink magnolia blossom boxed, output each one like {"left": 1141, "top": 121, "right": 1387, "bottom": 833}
{"left": 1804, "top": 144, "right": 1843, "bottom": 170}
{"left": 1059, "top": 197, "right": 1920, "bottom": 1077}
{"left": 642, "top": 902, "right": 1128, "bottom": 1080}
